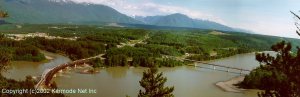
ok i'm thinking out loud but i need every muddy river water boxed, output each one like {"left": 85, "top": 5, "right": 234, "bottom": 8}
{"left": 3, "top": 51, "right": 273, "bottom": 97}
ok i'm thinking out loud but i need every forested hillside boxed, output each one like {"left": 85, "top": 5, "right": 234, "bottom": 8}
{"left": 0, "top": 24, "right": 299, "bottom": 67}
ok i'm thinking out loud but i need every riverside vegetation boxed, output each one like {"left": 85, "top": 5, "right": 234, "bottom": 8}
{"left": 1, "top": 24, "right": 300, "bottom": 66}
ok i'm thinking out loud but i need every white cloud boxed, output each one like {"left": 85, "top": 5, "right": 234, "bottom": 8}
{"left": 68, "top": 0, "right": 227, "bottom": 24}
{"left": 229, "top": 12, "right": 300, "bottom": 38}
{"left": 233, "top": 20, "right": 299, "bottom": 38}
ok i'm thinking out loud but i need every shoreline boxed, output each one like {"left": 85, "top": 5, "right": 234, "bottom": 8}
{"left": 45, "top": 55, "right": 54, "bottom": 60}
{"left": 205, "top": 51, "right": 258, "bottom": 63}
{"left": 215, "top": 76, "right": 246, "bottom": 93}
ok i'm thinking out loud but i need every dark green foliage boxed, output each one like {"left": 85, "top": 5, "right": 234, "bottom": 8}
{"left": 185, "top": 46, "right": 205, "bottom": 54}
{"left": 239, "top": 68, "right": 273, "bottom": 89}
{"left": 106, "top": 46, "right": 155, "bottom": 58}
{"left": 0, "top": 38, "right": 46, "bottom": 62}
{"left": 81, "top": 29, "right": 147, "bottom": 44}
{"left": 13, "top": 46, "right": 45, "bottom": 62}
{"left": 132, "top": 56, "right": 155, "bottom": 67}
{"left": 138, "top": 67, "right": 174, "bottom": 97}
{"left": 105, "top": 54, "right": 128, "bottom": 66}
{"left": 146, "top": 32, "right": 187, "bottom": 49}
{"left": 156, "top": 58, "right": 184, "bottom": 67}
{"left": 186, "top": 48, "right": 246, "bottom": 61}
{"left": 105, "top": 46, "right": 183, "bottom": 67}
{"left": 27, "top": 37, "right": 105, "bottom": 60}
{"left": 135, "top": 44, "right": 183, "bottom": 56}
{"left": 218, "top": 34, "right": 279, "bottom": 51}
{"left": 105, "top": 46, "right": 155, "bottom": 67}
{"left": 89, "top": 58, "right": 103, "bottom": 68}
{"left": 239, "top": 41, "right": 300, "bottom": 97}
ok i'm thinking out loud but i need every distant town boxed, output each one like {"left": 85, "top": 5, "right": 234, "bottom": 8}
{"left": 6, "top": 32, "right": 78, "bottom": 41}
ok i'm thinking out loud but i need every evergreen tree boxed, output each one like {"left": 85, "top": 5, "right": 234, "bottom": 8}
{"left": 255, "top": 41, "right": 300, "bottom": 97}
{"left": 253, "top": 11, "right": 300, "bottom": 97}
{"left": 138, "top": 67, "right": 174, "bottom": 97}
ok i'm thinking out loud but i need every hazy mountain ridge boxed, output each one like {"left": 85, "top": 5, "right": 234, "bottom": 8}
{"left": 134, "top": 13, "right": 238, "bottom": 32}
{"left": 1, "top": 0, "right": 142, "bottom": 24}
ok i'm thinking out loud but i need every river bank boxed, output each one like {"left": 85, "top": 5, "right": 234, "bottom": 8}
{"left": 216, "top": 76, "right": 246, "bottom": 93}
{"left": 2, "top": 51, "right": 71, "bottom": 80}
{"left": 213, "top": 51, "right": 275, "bottom": 93}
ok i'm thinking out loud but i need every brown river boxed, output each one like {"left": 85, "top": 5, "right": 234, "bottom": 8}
{"left": 2, "top": 51, "right": 273, "bottom": 97}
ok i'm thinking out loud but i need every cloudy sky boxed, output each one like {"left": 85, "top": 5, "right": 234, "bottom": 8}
{"left": 70, "top": 0, "right": 300, "bottom": 38}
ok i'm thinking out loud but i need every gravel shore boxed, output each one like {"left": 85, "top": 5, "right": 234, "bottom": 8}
{"left": 216, "top": 76, "right": 246, "bottom": 93}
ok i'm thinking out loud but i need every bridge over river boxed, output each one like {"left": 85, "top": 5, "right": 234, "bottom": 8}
{"left": 165, "top": 55, "right": 251, "bottom": 74}
{"left": 35, "top": 54, "right": 104, "bottom": 89}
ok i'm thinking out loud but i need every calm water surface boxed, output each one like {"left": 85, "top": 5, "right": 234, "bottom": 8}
{"left": 3, "top": 51, "right": 273, "bottom": 97}
{"left": 2, "top": 51, "right": 71, "bottom": 80}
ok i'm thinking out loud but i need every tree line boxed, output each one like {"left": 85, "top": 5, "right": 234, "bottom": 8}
{"left": 0, "top": 36, "right": 45, "bottom": 62}
{"left": 26, "top": 37, "right": 106, "bottom": 60}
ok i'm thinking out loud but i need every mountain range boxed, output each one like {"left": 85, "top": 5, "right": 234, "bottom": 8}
{"left": 134, "top": 13, "right": 235, "bottom": 31}
{"left": 1, "top": 0, "right": 142, "bottom": 24}
{"left": 0, "top": 0, "right": 251, "bottom": 32}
